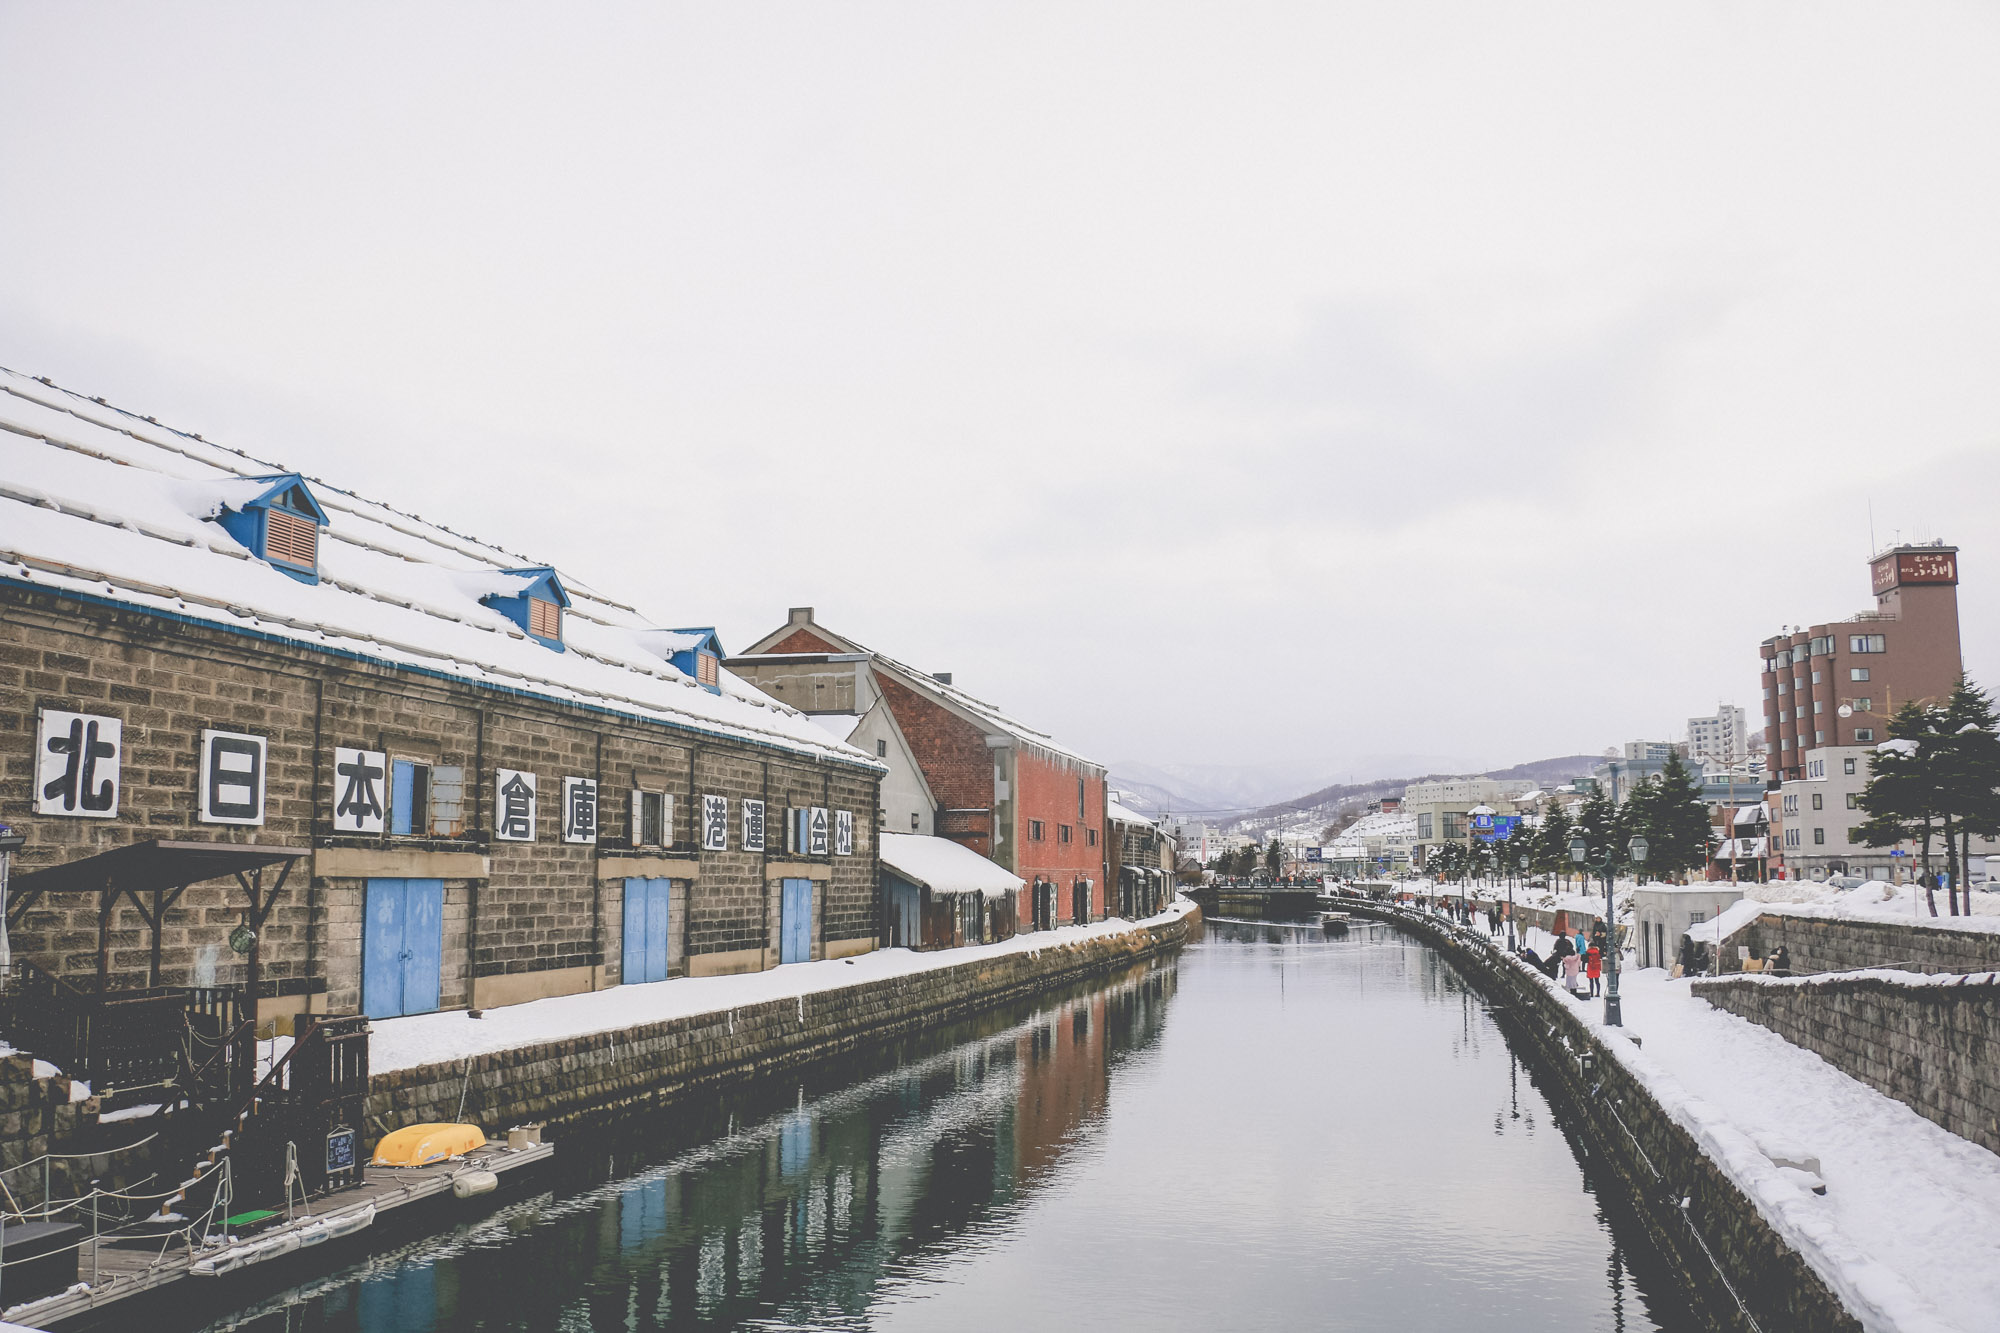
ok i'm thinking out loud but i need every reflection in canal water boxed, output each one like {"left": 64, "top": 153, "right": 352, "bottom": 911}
{"left": 198, "top": 918, "right": 1699, "bottom": 1332}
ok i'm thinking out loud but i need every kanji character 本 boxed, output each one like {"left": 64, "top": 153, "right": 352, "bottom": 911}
{"left": 335, "top": 749, "right": 386, "bottom": 832}
{"left": 43, "top": 715, "right": 117, "bottom": 813}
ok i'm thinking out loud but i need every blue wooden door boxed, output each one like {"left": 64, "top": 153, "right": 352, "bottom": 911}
{"left": 403, "top": 879, "right": 442, "bottom": 1013}
{"left": 363, "top": 878, "right": 443, "bottom": 1019}
{"left": 780, "top": 878, "right": 813, "bottom": 964}
{"left": 622, "top": 877, "right": 671, "bottom": 984}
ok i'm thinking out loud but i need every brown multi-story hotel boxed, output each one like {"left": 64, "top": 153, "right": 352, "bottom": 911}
{"left": 1759, "top": 543, "right": 1963, "bottom": 783}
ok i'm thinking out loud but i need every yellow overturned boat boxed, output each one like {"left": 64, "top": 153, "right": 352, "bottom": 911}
{"left": 371, "top": 1122, "right": 487, "bottom": 1168}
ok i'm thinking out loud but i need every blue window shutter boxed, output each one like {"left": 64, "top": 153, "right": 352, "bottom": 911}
{"left": 391, "top": 760, "right": 417, "bottom": 836}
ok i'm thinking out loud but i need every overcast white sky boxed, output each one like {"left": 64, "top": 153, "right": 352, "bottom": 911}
{"left": 4, "top": 4, "right": 1997, "bottom": 792}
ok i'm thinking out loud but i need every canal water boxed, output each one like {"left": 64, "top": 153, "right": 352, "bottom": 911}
{"left": 192, "top": 918, "right": 1698, "bottom": 1333}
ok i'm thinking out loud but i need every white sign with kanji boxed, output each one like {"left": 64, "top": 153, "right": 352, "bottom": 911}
{"left": 332, "top": 747, "right": 387, "bottom": 834}
{"left": 35, "top": 709, "right": 121, "bottom": 818}
{"left": 496, "top": 769, "right": 538, "bottom": 841}
{"left": 835, "top": 809, "right": 854, "bottom": 856}
{"left": 742, "top": 798, "right": 765, "bottom": 853}
{"left": 199, "top": 729, "right": 266, "bottom": 825}
{"left": 702, "top": 794, "right": 728, "bottom": 851}
{"left": 808, "top": 806, "right": 830, "bottom": 857}
{"left": 563, "top": 777, "right": 599, "bottom": 844}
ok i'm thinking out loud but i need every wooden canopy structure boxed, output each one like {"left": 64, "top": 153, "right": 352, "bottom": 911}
{"left": 7, "top": 839, "right": 308, "bottom": 995}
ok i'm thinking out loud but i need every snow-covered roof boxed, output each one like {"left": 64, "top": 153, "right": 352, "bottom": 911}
{"left": 0, "top": 368, "right": 883, "bottom": 770}
{"left": 1106, "top": 798, "right": 1155, "bottom": 828}
{"left": 810, "top": 713, "right": 864, "bottom": 743}
{"left": 1732, "top": 802, "right": 1770, "bottom": 828}
{"left": 1686, "top": 897, "right": 1762, "bottom": 944}
{"left": 878, "top": 832, "right": 1023, "bottom": 899}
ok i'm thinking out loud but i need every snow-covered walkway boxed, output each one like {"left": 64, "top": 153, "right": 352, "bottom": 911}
{"left": 1501, "top": 919, "right": 2000, "bottom": 1333}
{"left": 371, "top": 901, "right": 1195, "bottom": 1075}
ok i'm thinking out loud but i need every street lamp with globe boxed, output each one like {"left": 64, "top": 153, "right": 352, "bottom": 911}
{"left": 1570, "top": 832, "right": 1647, "bottom": 1026}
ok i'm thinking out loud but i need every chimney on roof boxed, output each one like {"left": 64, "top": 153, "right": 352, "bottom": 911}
{"left": 932, "top": 672, "right": 952, "bottom": 685}
{"left": 788, "top": 607, "right": 813, "bottom": 625}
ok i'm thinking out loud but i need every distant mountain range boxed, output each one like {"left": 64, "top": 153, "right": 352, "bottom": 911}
{"left": 1109, "top": 754, "right": 1601, "bottom": 834}
{"left": 1107, "top": 754, "right": 1478, "bottom": 818}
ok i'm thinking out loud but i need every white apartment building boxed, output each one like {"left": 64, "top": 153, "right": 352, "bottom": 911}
{"left": 1688, "top": 706, "right": 1748, "bottom": 765}
{"left": 1774, "top": 745, "right": 2000, "bottom": 883}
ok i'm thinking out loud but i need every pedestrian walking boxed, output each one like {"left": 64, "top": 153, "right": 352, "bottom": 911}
{"left": 1585, "top": 944, "right": 1602, "bottom": 997}
{"left": 1551, "top": 931, "right": 1578, "bottom": 993}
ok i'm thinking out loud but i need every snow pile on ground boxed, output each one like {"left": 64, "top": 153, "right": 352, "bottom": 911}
{"left": 1491, "top": 918, "right": 1999, "bottom": 1332}
{"left": 370, "top": 900, "right": 1195, "bottom": 1074}
{"left": 1759, "top": 886, "right": 2000, "bottom": 936}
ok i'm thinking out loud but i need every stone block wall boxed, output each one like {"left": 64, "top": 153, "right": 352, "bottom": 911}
{"left": 1749, "top": 911, "right": 2000, "bottom": 977}
{"left": 0, "top": 1055, "right": 90, "bottom": 1213}
{"left": 1693, "top": 972, "right": 2000, "bottom": 1154}
{"left": 364, "top": 906, "right": 1198, "bottom": 1141}
{"left": 2, "top": 585, "right": 884, "bottom": 1025}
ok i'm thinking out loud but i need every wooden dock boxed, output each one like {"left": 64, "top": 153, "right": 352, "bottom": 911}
{"left": 2, "top": 1139, "right": 554, "bottom": 1332}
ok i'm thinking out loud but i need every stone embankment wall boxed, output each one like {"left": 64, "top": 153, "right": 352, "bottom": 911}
{"left": 0, "top": 1056, "right": 83, "bottom": 1211}
{"left": 1694, "top": 971, "right": 2000, "bottom": 1155}
{"left": 1749, "top": 911, "right": 2000, "bottom": 977}
{"left": 365, "top": 907, "right": 1199, "bottom": 1136}
{"left": 1341, "top": 901, "right": 1860, "bottom": 1333}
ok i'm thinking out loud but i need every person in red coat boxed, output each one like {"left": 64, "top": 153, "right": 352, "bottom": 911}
{"left": 1585, "top": 944, "right": 1603, "bottom": 998}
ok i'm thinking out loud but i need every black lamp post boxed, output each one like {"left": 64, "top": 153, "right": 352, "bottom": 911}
{"left": 1570, "top": 832, "right": 1646, "bottom": 1026}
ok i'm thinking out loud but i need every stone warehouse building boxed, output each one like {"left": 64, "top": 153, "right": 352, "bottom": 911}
{"left": 728, "top": 608, "right": 1110, "bottom": 933}
{"left": 0, "top": 368, "right": 884, "bottom": 1030}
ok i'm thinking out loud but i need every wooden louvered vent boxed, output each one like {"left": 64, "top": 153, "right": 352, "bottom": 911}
{"left": 528, "top": 596, "right": 562, "bottom": 640}
{"left": 697, "top": 652, "right": 718, "bottom": 687}
{"left": 263, "top": 508, "right": 318, "bottom": 568}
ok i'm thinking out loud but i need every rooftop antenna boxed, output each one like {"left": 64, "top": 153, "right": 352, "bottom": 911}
{"left": 1868, "top": 502, "right": 1876, "bottom": 557}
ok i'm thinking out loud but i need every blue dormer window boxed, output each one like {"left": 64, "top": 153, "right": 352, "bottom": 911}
{"left": 651, "top": 629, "right": 725, "bottom": 694}
{"left": 212, "top": 473, "right": 329, "bottom": 583}
{"left": 479, "top": 567, "right": 569, "bottom": 650}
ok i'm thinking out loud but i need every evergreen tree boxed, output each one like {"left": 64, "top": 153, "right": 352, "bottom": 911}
{"left": 1857, "top": 701, "right": 1950, "bottom": 915}
{"left": 1532, "top": 799, "right": 1575, "bottom": 887}
{"left": 1613, "top": 778, "right": 1658, "bottom": 882}
{"left": 1936, "top": 679, "right": 2000, "bottom": 915}
{"left": 1575, "top": 789, "right": 1618, "bottom": 871}
{"left": 1648, "top": 754, "right": 1715, "bottom": 882}
{"left": 1264, "top": 839, "right": 1284, "bottom": 877}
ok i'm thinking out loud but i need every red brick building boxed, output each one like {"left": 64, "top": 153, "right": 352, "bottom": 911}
{"left": 1759, "top": 543, "right": 1963, "bottom": 783}
{"left": 732, "top": 609, "right": 1110, "bottom": 932}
